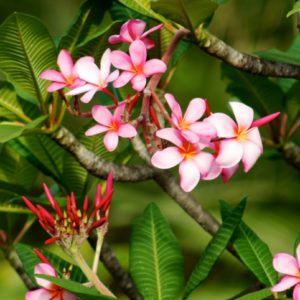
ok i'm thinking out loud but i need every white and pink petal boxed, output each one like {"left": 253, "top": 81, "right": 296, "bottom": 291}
{"left": 179, "top": 160, "right": 200, "bottom": 192}
{"left": 151, "top": 147, "right": 183, "bottom": 169}
{"left": 103, "top": 131, "right": 119, "bottom": 152}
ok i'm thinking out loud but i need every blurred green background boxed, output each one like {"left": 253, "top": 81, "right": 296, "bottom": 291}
{"left": 0, "top": 0, "right": 299, "bottom": 299}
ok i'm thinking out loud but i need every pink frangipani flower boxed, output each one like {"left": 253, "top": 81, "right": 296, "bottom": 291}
{"left": 165, "top": 93, "right": 216, "bottom": 143}
{"left": 86, "top": 103, "right": 137, "bottom": 152}
{"left": 151, "top": 128, "right": 214, "bottom": 192}
{"left": 111, "top": 40, "right": 167, "bottom": 91}
{"left": 108, "top": 19, "right": 163, "bottom": 49}
{"left": 40, "top": 49, "right": 85, "bottom": 92}
{"left": 66, "top": 49, "right": 119, "bottom": 103}
{"left": 205, "top": 101, "right": 280, "bottom": 172}
{"left": 271, "top": 245, "right": 300, "bottom": 299}
{"left": 26, "top": 263, "right": 76, "bottom": 300}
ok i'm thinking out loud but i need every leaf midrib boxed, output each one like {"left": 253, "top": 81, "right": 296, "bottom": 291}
{"left": 0, "top": 96, "right": 31, "bottom": 122}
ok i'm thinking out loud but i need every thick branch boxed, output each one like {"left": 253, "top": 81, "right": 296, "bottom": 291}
{"left": 196, "top": 29, "right": 300, "bottom": 78}
{"left": 52, "top": 127, "right": 154, "bottom": 182}
{"left": 282, "top": 142, "right": 300, "bottom": 171}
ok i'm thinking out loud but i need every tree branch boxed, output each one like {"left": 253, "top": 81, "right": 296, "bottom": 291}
{"left": 282, "top": 142, "right": 300, "bottom": 171}
{"left": 52, "top": 127, "right": 154, "bottom": 182}
{"left": 195, "top": 29, "right": 300, "bottom": 78}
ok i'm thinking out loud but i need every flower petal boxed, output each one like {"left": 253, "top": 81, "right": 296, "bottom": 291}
{"left": 202, "top": 161, "right": 222, "bottom": 181}
{"left": 47, "top": 82, "right": 66, "bottom": 92}
{"left": 273, "top": 253, "right": 299, "bottom": 276}
{"left": 113, "top": 71, "right": 134, "bottom": 88}
{"left": 62, "top": 290, "right": 77, "bottom": 300}
{"left": 205, "top": 113, "right": 237, "bottom": 138}
{"left": 108, "top": 34, "right": 122, "bottom": 44}
{"left": 151, "top": 147, "right": 183, "bottom": 169}
{"left": 241, "top": 141, "right": 262, "bottom": 172}
{"left": 251, "top": 112, "right": 280, "bottom": 128}
{"left": 129, "top": 40, "right": 146, "bottom": 68}
{"left": 184, "top": 98, "right": 206, "bottom": 123}
{"left": 114, "top": 102, "right": 126, "bottom": 121}
{"left": 230, "top": 101, "right": 254, "bottom": 131}
{"left": 247, "top": 127, "right": 263, "bottom": 150}
{"left": 57, "top": 49, "right": 73, "bottom": 78}
{"left": 100, "top": 48, "right": 112, "bottom": 80}
{"left": 26, "top": 289, "right": 52, "bottom": 300}
{"left": 181, "top": 130, "right": 200, "bottom": 143}
{"left": 35, "top": 263, "right": 56, "bottom": 289}
{"left": 164, "top": 93, "right": 182, "bottom": 122}
{"left": 179, "top": 160, "right": 200, "bottom": 192}
{"left": 131, "top": 74, "right": 146, "bottom": 91}
{"left": 75, "top": 58, "right": 100, "bottom": 85}
{"left": 40, "top": 70, "right": 65, "bottom": 83}
{"left": 118, "top": 124, "right": 137, "bottom": 138}
{"left": 106, "top": 69, "right": 119, "bottom": 83}
{"left": 85, "top": 124, "right": 108, "bottom": 136}
{"left": 216, "top": 139, "right": 243, "bottom": 168}
{"left": 127, "top": 19, "right": 146, "bottom": 39}
{"left": 142, "top": 23, "right": 164, "bottom": 37}
{"left": 222, "top": 164, "right": 239, "bottom": 183}
{"left": 293, "top": 283, "right": 300, "bottom": 300}
{"left": 271, "top": 275, "right": 300, "bottom": 292}
{"left": 193, "top": 152, "right": 214, "bottom": 176}
{"left": 189, "top": 122, "right": 217, "bottom": 139}
{"left": 141, "top": 37, "right": 155, "bottom": 49}
{"left": 111, "top": 50, "right": 133, "bottom": 71}
{"left": 67, "top": 84, "right": 96, "bottom": 96}
{"left": 156, "top": 128, "right": 183, "bottom": 148}
{"left": 91, "top": 105, "right": 113, "bottom": 126}
{"left": 119, "top": 20, "right": 133, "bottom": 42}
{"left": 143, "top": 59, "right": 167, "bottom": 76}
{"left": 80, "top": 88, "right": 98, "bottom": 103}
{"left": 104, "top": 131, "right": 119, "bottom": 152}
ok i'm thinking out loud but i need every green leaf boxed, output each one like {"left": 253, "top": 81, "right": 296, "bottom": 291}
{"left": 59, "top": 0, "right": 112, "bottom": 53}
{"left": 234, "top": 288, "right": 273, "bottom": 300}
{"left": 285, "top": 81, "right": 300, "bottom": 126}
{"left": 118, "top": 0, "right": 168, "bottom": 23}
{"left": 130, "top": 203, "right": 184, "bottom": 300}
{"left": 183, "top": 199, "right": 246, "bottom": 299}
{"left": 0, "top": 202, "right": 30, "bottom": 213}
{"left": 294, "top": 232, "right": 300, "bottom": 254}
{"left": 287, "top": 2, "right": 300, "bottom": 18}
{"left": 36, "top": 275, "right": 114, "bottom": 300}
{"left": 221, "top": 63, "right": 284, "bottom": 116}
{"left": 110, "top": 1, "right": 149, "bottom": 21}
{"left": 151, "top": 0, "right": 218, "bottom": 30}
{"left": 220, "top": 201, "right": 278, "bottom": 287}
{"left": 0, "top": 13, "right": 56, "bottom": 104}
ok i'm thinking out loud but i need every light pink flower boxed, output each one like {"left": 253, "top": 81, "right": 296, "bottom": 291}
{"left": 151, "top": 128, "right": 214, "bottom": 192}
{"left": 66, "top": 49, "right": 119, "bottom": 103}
{"left": 86, "top": 103, "right": 137, "bottom": 152}
{"left": 111, "top": 40, "right": 167, "bottom": 91}
{"left": 108, "top": 19, "right": 163, "bottom": 49}
{"left": 26, "top": 263, "right": 76, "bottom": 300}
{"left": 40, "top": 49, "right": 85, "bottom": 92}
{"left": 165, "top": 93, "right": 216, "bottom": 143}
{"left": 271, "top": 245, "right": 300, "bottom": 299}
{"left": 205, "top": 102, "right": 280, "bottom": 172}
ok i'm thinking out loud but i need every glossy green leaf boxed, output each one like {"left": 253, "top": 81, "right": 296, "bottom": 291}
{"left": 0, "top": 202, "right": 30, "bottom": 213}
{"left": 59, "top": 0, "right": 112, "bottom": 53}
{"left": 221, "top": 63, "right": 284, "bottom": 116}
{"left": 287, "top": 2, "right": 300, "bottom": 18}
{"left": 220, "top": 201, "right": 278, "bottom": 286}
{"left": 130, "top": 203, "right": 184, "bottom": 300}
{"left": 183, "top": 199, "right": 246, "bottom": 299}
{"left": 285, "top": 81, "right": 300, "bottom": 126}
{"left": 110, "top": 1, "right": 149, "bottom": 21}
{"left": 235, "top": 288, "right": 273, "bottom": 300}
{"left": 0, "top": 13, "right": 56, "bottom": 104}
{"left": 151, "top": 0, "right": 218, "bottom": 30}
{"left": 36, "top": 275, "right": 114, "bottom": 300}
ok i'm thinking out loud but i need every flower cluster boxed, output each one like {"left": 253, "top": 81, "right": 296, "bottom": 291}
{"left": 40, "top": 19, "right": 280, "bottom": 193}
{"left": 23, "top": 173, "right": 113, "bottom": 252}
{"left": 151, "top": 95, "right": 279, "bottom": 192}
{"left": 271, "top": 245, "right": 300, "bottom": 299}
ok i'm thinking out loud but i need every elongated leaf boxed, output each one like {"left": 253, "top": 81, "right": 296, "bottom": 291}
{"left": 0, "top": 202, "right": 30, "bottom": 213}
{"left": 151, "top": 0, "right": 218, "bottom": 30}
{"left": 220, "top": 201, "right": 278, "bottom": 286}
{"left": 235, "top": 288, "right": 273, "bottom": 300}
{"left": 130, "top": 203, "right": 184, "bottom": 300}
{"left": 59, "top": 0, "right": 111, "bottom": 52}
{"left": 221, "top": 63, "right": 284, "bottom": 116}
{"left": 285, "top": 81, "right": 300, "bottom": 126}
{"left": 110, "top": 1, "right": 149, "bottom": 20}
{"left": 184, "top": 199, "right": 246, "bottom": 299}
{"left": 118, "top": 0, "right": 168, "bottom": 23}
{"left": 37, "top": 275, "right": 114, "bottom": 300}
{"left": 0, "top": 13, "right": 56, "bottom": 104}
{"left": 287, "top": 2, "right": 300, "bottom": 18}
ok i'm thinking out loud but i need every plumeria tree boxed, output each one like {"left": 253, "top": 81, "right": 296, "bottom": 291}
{"left": 0, "top": 0, "right": 300, "bottom": 299}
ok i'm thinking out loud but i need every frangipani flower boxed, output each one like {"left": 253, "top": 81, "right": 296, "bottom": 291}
{"left": 22, "top": 174, "right": 114, "bottom": 251}
{"left": 205, "top": 102, "right": 280, "bottom": 172}
{"left": 26, "top": 263, "right": 76, "bottom": 300}
{"left": 108, "top": 19, "right": 163, "bottom": 49}
{"left": 85, "top": 103, "right": 137, "bottom": 152}
{"left": 271, "top": 245, "right": 300, "bottom": 299}
{"left": 165, "top": 93, "right": 216, "bottom": 143}
{"left": 67, "top": 49, "right": 119, "bottom": 103}
{"left": 111, "top": 40, "right": 167, "bottom": 91}
{"left": 151, "top": 128, "right": 214, "bottom": 192}
{"left": 40, "top": 49, "right": 85, "bottom": 92}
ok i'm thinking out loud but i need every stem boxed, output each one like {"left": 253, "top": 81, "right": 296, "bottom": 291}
{"left": 92, "top": 230, "right": 104, "bottom": 273}
{"left": 71, "top": 249, "right": 115, "bottom": 298}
